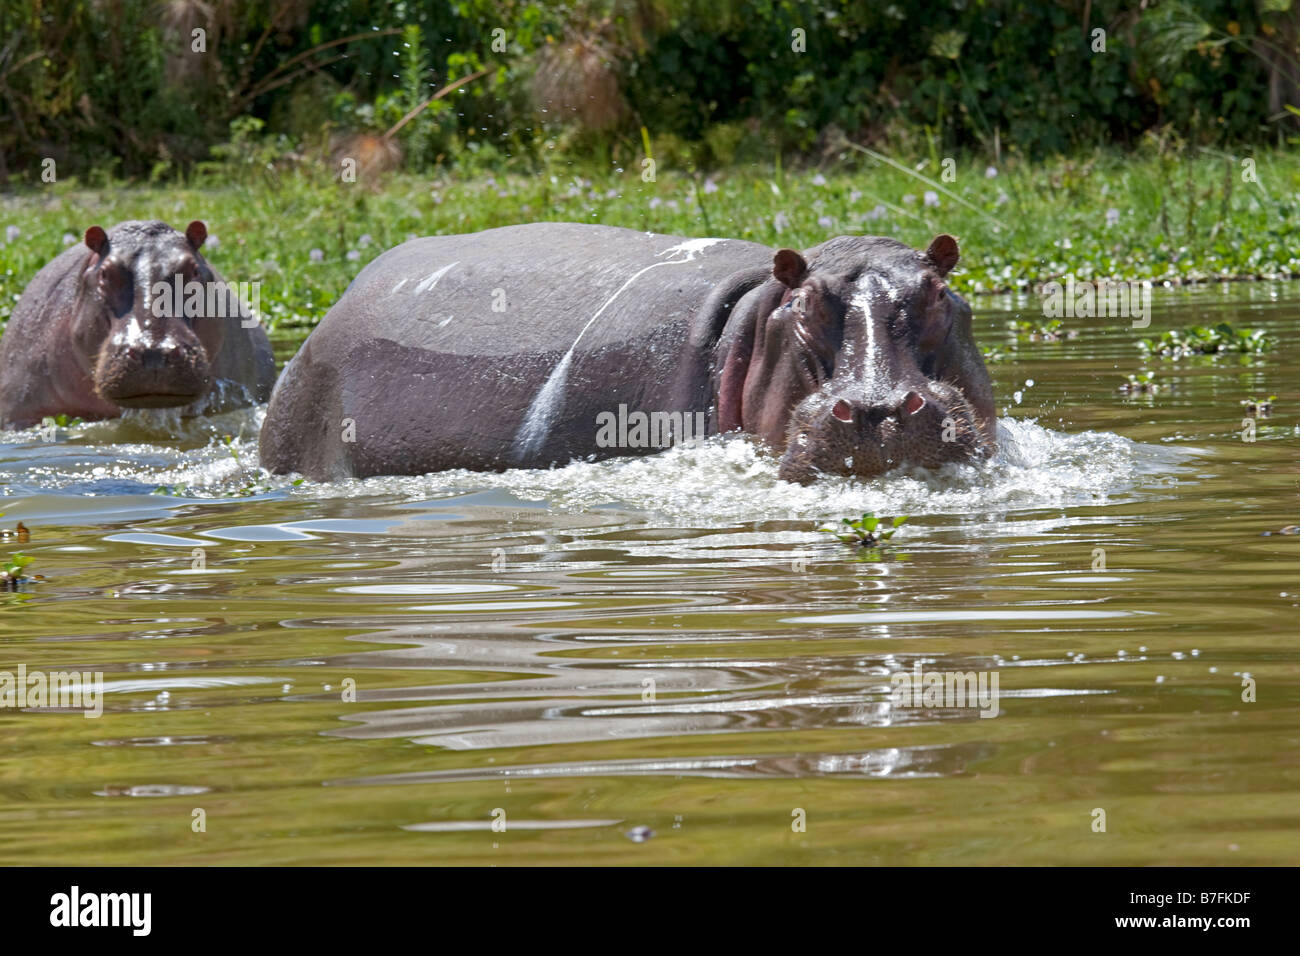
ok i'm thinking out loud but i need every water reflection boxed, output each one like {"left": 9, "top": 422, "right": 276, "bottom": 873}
{"left": 2, "top": 285, "right": 1299, "bottom": 863}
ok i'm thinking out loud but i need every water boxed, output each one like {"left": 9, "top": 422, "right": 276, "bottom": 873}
{"left": 1, "top": 283, "right": 1297, "bottom": 865}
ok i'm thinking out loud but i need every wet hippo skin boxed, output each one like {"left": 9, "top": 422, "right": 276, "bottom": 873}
{"left": 260, "top": 222, "right": 996, "bottom": 483}
{"left": 0, "top": 220, "right": 276, "bottom": 429}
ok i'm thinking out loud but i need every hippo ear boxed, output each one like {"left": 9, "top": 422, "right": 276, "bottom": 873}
{"left": 773, "top": 249, "right": 808, "bottom": 288}
{"left": 84, "top": 226, "right": 109, "bottom": 256}
{"left": 925, "top": 234, "right": 960, "bottom": 276}
{"left": 185, "top": 220, "right": 207, "bottom": 250}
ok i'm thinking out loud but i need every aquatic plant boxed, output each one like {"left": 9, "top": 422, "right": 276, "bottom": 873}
{"left": 1139, "top": 322, "right": 1273, "bottom": 358}
{"left": 819, "top": 512, "right": 908, "bottom": 549}
{"left": 1006, "top": 318, "right": 1073, "bottom": 342}
{"left": 1118, "top": 370, "right": 1160, "bottom": 394}
{"left": 42, "top": 414, "right": 83, "bottom": 427}
{"left": 1241, "top": 395, "right": 1276, "bottom": 417}
{"left": 1, "top": 553, "right": 35, "bottom": 591}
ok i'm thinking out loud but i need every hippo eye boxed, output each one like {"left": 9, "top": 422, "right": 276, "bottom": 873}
{"left": 791, "top": 289, "right": 808, "bottom": 318}
{"left": 98, "top": 263, "right": 134, "bottom": 315}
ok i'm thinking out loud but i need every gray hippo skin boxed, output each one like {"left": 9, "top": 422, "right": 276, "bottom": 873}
{"left": 0, "top": 220, "right": 276, "bottom": 429}
{"left": 260, "top": 222, "right": 996, "bottom": 483}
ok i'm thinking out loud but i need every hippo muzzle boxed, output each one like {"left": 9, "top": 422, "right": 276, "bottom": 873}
{"left": 93, "top": 329, "right": 213, "bottom": 408}
{"left": 777, "top": 379, "right": 988, "bottom": 484}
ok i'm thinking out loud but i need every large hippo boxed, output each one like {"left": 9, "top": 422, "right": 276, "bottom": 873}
{"left": 260, "top": 222, "right": 995, "bottom": 483}
{"left": 0, "top": 220, "right": 276, "bottom": 429}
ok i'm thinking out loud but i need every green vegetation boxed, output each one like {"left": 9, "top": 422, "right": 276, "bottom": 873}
{"left": 1006, "top": 318, "right": 1075, "bottom": 342}
{"left": 3, "top": 1, "right": 1296, "bottom": 181}
{"left": 820, "top": 512, "right": 908, "bottom": 549}
{"left": 2, "top": 4, "right": 1299, "bottom": 331}
{"left": 5, "top": 145, "right": 1300, "bottom": 331}
{"left": 1241, "top": 394, "right": 1277, "bottom": 416}
{"left": 1138, "top": 321, "right": 1275, "bottom": 358}
{"left": 1118, "top": 370, "right": 1160, "bottom": 394}
{"left": 1, "top": 552, "right": 35, "bottom": 590}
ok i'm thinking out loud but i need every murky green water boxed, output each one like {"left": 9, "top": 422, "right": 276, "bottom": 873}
{"left": 1, "top": 282, "right": 1297, "bottom": 865}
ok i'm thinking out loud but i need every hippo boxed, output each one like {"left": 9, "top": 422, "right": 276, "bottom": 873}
{"left": 0, "top": 220, "right": 276, "bottom": 429}
{"left": 259, "top": 222, "right": 995, "bottom": 483}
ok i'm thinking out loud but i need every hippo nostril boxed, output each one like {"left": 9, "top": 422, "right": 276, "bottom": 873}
{"left": 831, "top": 399, "right": 854, "bottom": 423}
{"left": 902, "top": 391, "right": 926, "bottom": 416}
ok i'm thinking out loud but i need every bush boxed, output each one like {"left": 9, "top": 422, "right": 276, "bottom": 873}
{"left": 0, "top": 0, "right": 1295, "bottom": 183}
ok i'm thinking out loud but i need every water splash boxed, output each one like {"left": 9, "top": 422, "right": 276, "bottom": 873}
{"left": 512, "top": 350, "right": 575, "bottom": 460}
{"left": 296, "top": 417, "right": 1189, "bottom": 524}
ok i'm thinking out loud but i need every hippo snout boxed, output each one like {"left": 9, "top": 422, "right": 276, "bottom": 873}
{"left": 776, "top": 383, "right": 989, "bottom": 484}
{"left": 94, "top": 337, "right": 212, "bottom": 408}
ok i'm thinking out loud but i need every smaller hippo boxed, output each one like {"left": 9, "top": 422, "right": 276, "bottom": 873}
{"left": 0, "top": 220, "right": 276, "bottom": 429}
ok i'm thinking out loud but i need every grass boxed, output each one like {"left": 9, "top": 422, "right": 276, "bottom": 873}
{"left": 2, "top": 146, "right": 1300, "bottom": 331}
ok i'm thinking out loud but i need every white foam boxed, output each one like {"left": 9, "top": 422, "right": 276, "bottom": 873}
{"left": 293, "top": 418, "right": 1185, "bottom": 527}
{"left": 657, "top": 237, "right": 723, "bottom": 258}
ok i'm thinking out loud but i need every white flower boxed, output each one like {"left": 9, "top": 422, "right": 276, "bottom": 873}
{"left": 206, "top": 235, "right": 219, "bottom": 249}
{"left": 818, "top": 215, "right": 833, "bottom": 229}
{"left": 985, "top": 166, "right": 997, "bottom": 178}
{"left": 773, "top": 211, "right": 790, "bottom": 233}
{"left": 811, "top": 173, "right": 827, "bottom": 186}
{"left": 849, "top": 190, "right": 863, "bottom": 203}
{"left": 702, "top": 178, "right": 719, "bottom": 194}
{"left": 358, "top": 234, "right": 373, "bottom": 247}
{"left": 4, "top": 225, "right": 19, "bottom": 243}
{"left": 867, "top": 205, "right": 887, "bottom": 220}
{"left": 309, "top": 249, "right": 324, "bottom": 262}
{"left": 1106, "top": 208, "right": 1120, "bottom": 227}
{"left": 61, "top": 233, "right": 77, "bottom": 245}
{"left": 346, "top": 250, "right": 361, "bottom": 261}
{"left": 923, "top": 190, "right": 940, "bottom": 207}
{"left": 648, "top": 197, "right": 662, "bottom": 209}
{"left": 902, "top": 194, "right": 916, "bottom": 204}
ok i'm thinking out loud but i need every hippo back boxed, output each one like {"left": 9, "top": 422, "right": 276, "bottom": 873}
{"left": 262, "top": 223, "right": 771, "bottom": 477}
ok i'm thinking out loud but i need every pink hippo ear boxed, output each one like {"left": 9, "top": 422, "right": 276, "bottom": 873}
{"left": 84, "top": 226, "right": 109, "bottom": 256}
{"left": 773, "top": 249, "right": 808, "bottom": 289}
{"left": 925, "top": 234, "right": 960, "bottom": 276}
{"left": 185, "top": 220, "right": 207, "bottom": 250}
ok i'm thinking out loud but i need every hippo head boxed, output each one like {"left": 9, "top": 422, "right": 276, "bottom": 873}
{"left": 73, "top": 220, "right": 225, "bottom": 409}
{"left": 717, "top": 234, "right": 996, "bottom": 483}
